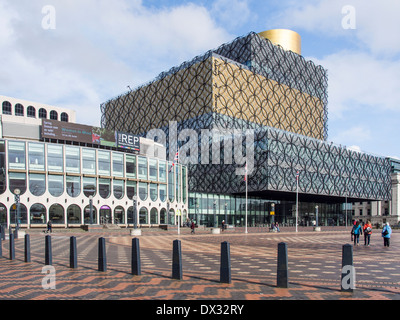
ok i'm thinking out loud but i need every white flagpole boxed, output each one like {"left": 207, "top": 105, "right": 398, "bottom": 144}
{"left": 245, "top": 160, "right": 248, "bottom": 234}
{"left": 296, "top": 170, "right": 299, "bottom": 233}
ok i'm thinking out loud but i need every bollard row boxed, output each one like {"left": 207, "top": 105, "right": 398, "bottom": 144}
{"left": 0, "top": 235, "right": 356, "bottom": 289}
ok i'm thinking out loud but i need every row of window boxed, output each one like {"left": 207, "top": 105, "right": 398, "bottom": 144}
{"left": 0, "top": 140, "right": 187, "bottom": 200}
{"left": 1, "top": 101, "right": 69, "bottom": 122}
{"left": 0, "top": 203, "right": 180, "bottom": 225}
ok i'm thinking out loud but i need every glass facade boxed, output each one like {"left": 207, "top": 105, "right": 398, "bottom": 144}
{"left": 0, "top": 139, "right": 187, "bottom": 228}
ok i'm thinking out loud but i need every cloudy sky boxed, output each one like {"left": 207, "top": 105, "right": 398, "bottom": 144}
{"left": 1, "top": 0, "right": 399, "bottom": 159}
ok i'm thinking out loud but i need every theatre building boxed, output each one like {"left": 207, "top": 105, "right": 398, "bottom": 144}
{"left": 0, "top": 95, "right": 188, "bottom": 229}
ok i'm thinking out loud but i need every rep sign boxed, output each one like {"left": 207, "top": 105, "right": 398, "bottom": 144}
{"left": 116, "top": 132, "right": 140, "bottom": 152}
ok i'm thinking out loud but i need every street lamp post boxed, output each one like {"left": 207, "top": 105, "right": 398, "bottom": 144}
{"left": 271, "top": 203, "right": 275, "bottom": 227}
{"left": 314, "top": 205, "right": 320, "bottom": 232}
{"left": 133, "top": 195, "right": 138, "bottom": 229}
{"left": 213, "top": 200, "right": 217, "bottom": 228}
{"left": 89, "top": 195, "right": 93, "bottom": 225}
{"left": 224, "top": 203, "right": 228, "bottom": 229}
{"left": 14, "top": 189, "right": 21, "bottom": 232}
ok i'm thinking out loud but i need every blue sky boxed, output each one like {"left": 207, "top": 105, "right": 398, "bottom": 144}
{"left": 1, "top": 0, "right": 399, "bottom": 159}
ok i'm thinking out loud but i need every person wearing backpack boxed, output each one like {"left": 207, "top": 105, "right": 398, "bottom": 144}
{"left": 352, "top": 221, "right": 362, "bottom": 246}
{"left": 382, "top": 222, "right": 392, "bottom": 247}
{"left": 363, "top": 220, "right": 372, "bottom": 246}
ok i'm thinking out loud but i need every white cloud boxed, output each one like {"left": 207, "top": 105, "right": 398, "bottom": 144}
{"left": 211, "top": 0, "right": 252, "bottom": 29}
{"left": 0, "top": 0, "right": 231, "bottom": 126}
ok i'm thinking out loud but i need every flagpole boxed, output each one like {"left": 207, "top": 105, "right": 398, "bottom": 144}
{"left": 296, "top": 171, "right": 299, "bottom": 233}
{"left": 245, "top": 160, "right": 248, "bottom": 234}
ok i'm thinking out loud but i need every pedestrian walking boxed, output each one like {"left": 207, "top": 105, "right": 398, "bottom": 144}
{"left": 221, "top": 220, "right": 225, "bottom": 232}
{"left": 363, "top": 220, "right": 372, "bottom": 246}
{"left": 46, "top": 220, "right": 52, "bottom": 234}
{"left": 382, "top": 222, "right": 392, "bottom": 247}
{"left": 190, "top": 220, "right": 195, "bottom": 234}
{"left": 352, "top": 221, "right": 362, "bottom": 246}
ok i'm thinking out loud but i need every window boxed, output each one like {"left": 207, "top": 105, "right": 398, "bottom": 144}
{"left": 112, "top": 152, "right": 124, "bottom": 177}
{"left": 83, "top": 205, "right": 96, "bottom": 224}
{"left": 9, "top": 172, "right": 27, "bottom": 195}
{"left": 99, "top": 178, "right": 111, "bottom": 199}
{"left": 159, "top": 160, "right": 167, "bottom": 182}
{"left": 28, "top": 143, "right": 45, "bottom": 171}
{"left": 29, "top": 173, "right": 46, "bottom": 196}
{"left": 126, "top": 180, "right": 136, "bottom": 199}
{"left": 48, "top": 174, "right": 64, "bottom": 197}
{"left": 39, "top": 108, "right": 47, "bottom": 119}
{"left": 8, "top": 141, "right": 26, "bottom": 170}
{"left": 150, "top": 183, "right": 158, "bottom": 201}
{"left": 168, "top": 163, "right": 174, "bottom": 202}
{"left": 150, "top": 208, "right": 158, "bottom": 224}
{"left": 60, "top": 112, "right": 69, "bottom": 122}
{"left": 138, "top": 156, "right": 147, "bottom": 180}
{"left": 98, "top": 151, "right": 110, "bottom": 176}
{"left": 30, "top": 203, "right": 46, "bottom": 224}
{"left": 67, "top": 205, "right": 81, "bottom": 225}
{"left": 49, "top": 204, "right": 65, "bottom": 224}
{"left": 47, "top": 144, "right": 63, "bottom": 172}
{"left": 125, "top": 155, "right": 136, "bottom": 178}
{"left": 139, "top": 182, "right": 148, "bottom": 201}
{"left": 66, "top": 175, "right": 81, "bottom": 197}
{"left": 82, "top": 149, "right": 96, "bottom": 175}
{"left": 149, "top": 159, "right": 158, "bottom": 181}
{"left": 2, "top": 101, "right": 11, "bottom": 115}
{"left": 50, "top": 110, "right": 58, "bottom": 120}
{"left": 83, "top": 176, "right": 96, "bottom": 197}
{"left": 159, "top": 184, "right": 167, "bottom": 202}
{"left": 113, "top": 179, "right": 124, "bottom": 199}
{"left": 15, "top": 103, "right": 24, "bottom": 116}
{"left": 65, "top": 146, "right": 80, "bottom": 174}
{"left": 139, "top": 207, "right": 148, "bottom": 224}
{"left": 114, "top": 206, "right": 125, "bottom": 224}
{"left": 0, "top": 203, "right": 7, "bottom": 224}
{"left": 0, "top": 141, "right": 6, "bottom": 195}
{"left": 27, "top": 106, "right": 36, "bottom": 118}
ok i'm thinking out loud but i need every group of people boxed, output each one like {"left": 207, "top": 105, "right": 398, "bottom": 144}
{"left": 351, "top": 220, "right": 392, "bottom": 247}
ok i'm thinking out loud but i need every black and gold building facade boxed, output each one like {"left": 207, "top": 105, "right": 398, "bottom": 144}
{"left": 101, "top": 32, "right": 392, "bottom": 226}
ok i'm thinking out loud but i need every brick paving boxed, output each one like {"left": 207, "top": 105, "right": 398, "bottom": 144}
{"left": 0, "top": 227, "right": 399, "bottom": 301}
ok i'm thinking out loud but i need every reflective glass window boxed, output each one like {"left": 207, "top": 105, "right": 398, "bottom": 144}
{"left": 10, "top": 203, "right": 27, "bottom": 224}
{"left": 112, "top": 153, "right": 124, "bottom": 177}
{"left": 29, "top": 173, "right": 46, "bottom": 196}
{"left": 30, "top": 203, "right": 46, "bottom": 224}
{"left": 83, "top": 205, "right": 96, "bottom": 224}
{"left": 168, "top": 163, "right": 174, "bottom": 202}
{"left": 113, "top": 179, "right": 124, "bottom": 199}
{"left": 15, "top": 103, "right": 24, "bottom": 116}
{"left": 83, "top": 176, "right": 96, "bottom": 197}
{"left": 138, "top": 156, "right": 147, "bottom": 180}
{"left": 66, "top": 175, "right": 81, "bottom": 197}
{"left": 149, "top": 159, "right": 157, "bottom": 181}
{"left": 9, "top": 172, "right": 27, "bottom": 195}
{"left": 28, "top": 143, "right": 45, "bottom": 171}
{"left": 65, "top": 146, "right": 80, "bottom": 174}
{"left": 99, "top": 178, "right": 111, "bottom": 199}
{"left": 159, "top": 184, "right": 167, "bottom": 202}
{"left": 48, "top": 174, "right": 63, "bottom": 197}
{"left": 139, "top": 207, "right": 148, "bottom": 224}
{"left": 139, "top": 182, "right": 148, "bottom": 201}
{"left": 27, "top": 106, "right": 36, "bottom": 118}
{"left": 98, "top": 151, "right": 110, "bottom": 176}
{"left": 127, "top": 180, "right": 136, "bottom": 199}
{"left": 150, "top": 208, "right": 158, "bottom": 224}
{"left": 125, "top": 155, "right": 136, "bottom": 178}
{"left": 67, "top": 205, "right": 81, "bottom": 224}
{"left": 49, "top": 204, "right": 65, "bottom": 224}
{"left": 2, "top": 101, "right": 11, "bottom": 115}
{"left": 47, "top": 144, "right": 63, "bottom": 172}
{"left": 8, "top": 141, "right": 26, "bottom": 170}
{"left": 82, "top": 149, "right": 96, "bottom": 175}
{"left": 114, "top": 206, "right": 125, "bottom": 224}
{"left": 149, "top": 183, "right": 158, "bottom": 201}
{"left": 39, "top": 108, "right": 47, "bottom": 119}
{"left": 159, "top": 160, "right": 167, "bottom": 183}
{"left": 0, "top": 203, "right": 7, "bottom": 224}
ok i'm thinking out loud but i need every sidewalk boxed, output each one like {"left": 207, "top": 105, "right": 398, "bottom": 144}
{"left": 0, "top": 228, "right": 398, "bottom": 300}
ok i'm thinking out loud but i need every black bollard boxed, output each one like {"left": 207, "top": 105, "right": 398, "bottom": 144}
{"left": 131, "top": 238, "right": 141, "bottom": 276}
{"left": 70, "top": 236, "right": 78, "bottom": 269}
{"left": 24, "top": 234, "right": 31, "bottom": 263}
{"left": 98, "top": 237, "right": 107, "bottom": 272}
{"left": 341, "top": 244, "right": 355, "bottom": 292}
{"left": 172, "top": 240, "right": 183, "bottom": 280}
{"left": 277, "top": 242, "right": 289, "bottom": 288}
{"left": 9, "top": 233, "right": 15, "bottom": 260}
{"left": 45, "top": 235, "right": 52, "bottom": 266}
{"left": 220, "top": 241, "right": 231, "bottom": 284}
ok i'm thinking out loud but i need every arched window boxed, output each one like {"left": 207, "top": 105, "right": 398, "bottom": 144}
{"left": 150, "top": 207, "right": 158, "bottom": 224}
{"left": 50, "top": 110, "right": 58, "bottom": 120}
{"left": 160, "top": 208, "right": 167, "bottom": 224}
{"left": 61, "top": 112, "right": 69, "bottom": 122}
{"left": 10, "top": 203, "right": 28, "bottom": 225}
{"left": 83, "top": 205, "right": 96, "bottom": 224}
{"left": 2, "top": 101, "right": 12, "bottom": 115}
{"left": 29, "top": 173, "right": 46, "bottom": 196}
{"left": 49, "top": 204, "right": 65, "bottom": 224}
{"left": 114, "top": 206, "right": 125, "bottom": 224}
{"left": 27, "top": 106, "right": 36, "bottom": 118}
{"left": 38, "top": 108, "right": 47, "bottom": 119}
{"left": 15, "top": 103, "right": 24, "bottom": 116}
{"left": 0, "top": 203, "right": 7, "bottom": 225}
{"left": 30, "top": 203, "right": 46, "bottom": 224}
{"left": 139, "top": 207, "right": 148, "bottom": 224}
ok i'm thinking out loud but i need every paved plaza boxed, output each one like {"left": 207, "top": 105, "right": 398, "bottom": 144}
{"left": 0, "top": 227, "right": 399, "bottom": 301}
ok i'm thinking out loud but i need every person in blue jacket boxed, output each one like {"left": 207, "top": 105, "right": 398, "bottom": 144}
{"left": 382, "top": 222, "right": 392, "bottom": 247}
{"left": 352, "top": 221, "right": 363, "bottom": 246}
